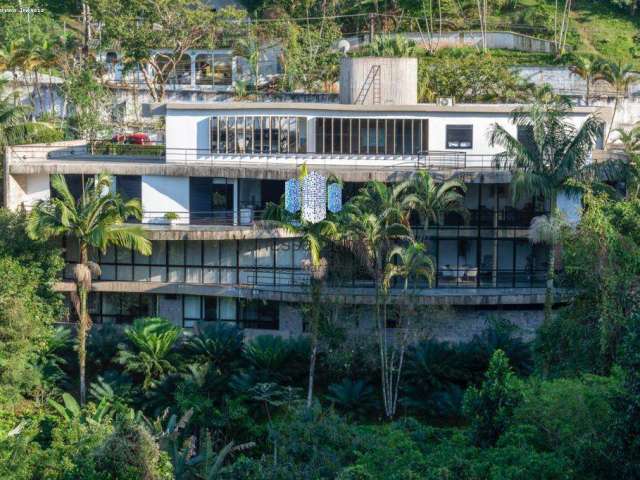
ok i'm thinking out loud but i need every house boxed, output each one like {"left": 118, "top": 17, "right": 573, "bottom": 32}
{"left": 3, "top": 57, "right": 609, "bottom": 341}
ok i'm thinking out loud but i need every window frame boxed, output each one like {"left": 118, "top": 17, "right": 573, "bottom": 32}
{"left": 446, "top": 125, "right": 473, "bottom": 150}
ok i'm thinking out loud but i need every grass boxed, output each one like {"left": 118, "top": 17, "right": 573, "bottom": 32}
{"left": 570, "top": 0, "right": 640, "bottom": 65}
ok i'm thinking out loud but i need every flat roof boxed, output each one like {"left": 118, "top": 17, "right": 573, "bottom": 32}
{"left": 161, "top": 102, "right": 600, "bottom": 114}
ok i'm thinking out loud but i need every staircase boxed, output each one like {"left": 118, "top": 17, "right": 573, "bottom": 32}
{"left": 354, "top": 65, "right": 381, "bottom": 104}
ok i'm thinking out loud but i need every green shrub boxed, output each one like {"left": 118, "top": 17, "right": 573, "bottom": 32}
{"left": 92, "top": 422, "right": 172, "bottom": 480}
{"left": 463, "top": 350, "right": 523, "bottom": 448}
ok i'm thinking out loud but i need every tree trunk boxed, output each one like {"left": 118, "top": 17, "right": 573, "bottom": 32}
{"left": 306, "top": 280, "right": 321, "bottom": 408}
{"left": 78, "top": 243, "right": 90, "bottom": 405}
{"left": 544, "top": 243, "right": 556, "bottom": 324}
{"left": 606, "top": 96, "right": 619, "bottom": 145}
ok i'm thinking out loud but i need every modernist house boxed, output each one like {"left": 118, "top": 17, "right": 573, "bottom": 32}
{"left": 4, "top": 57, "right": 604, "bottom": 340}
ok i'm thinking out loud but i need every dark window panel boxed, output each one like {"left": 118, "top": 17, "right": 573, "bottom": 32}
{"left": 446, "top": 125, "right": 473, "bottom": 149}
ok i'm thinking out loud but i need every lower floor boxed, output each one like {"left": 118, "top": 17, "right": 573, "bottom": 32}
{"left": 67, "top": 292, "right": 546, "bottom": 343}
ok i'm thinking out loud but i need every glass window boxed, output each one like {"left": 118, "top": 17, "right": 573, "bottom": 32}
{"left": 239, "top": 300, "right": 279, "bottom": 330}
{"left": 227, "top": 117, "right": 236, "bottom": 154}
{"left": 210, "top": 117, "right": 219, "bottom": 153}
{"left": 403, "top": 119, "right": 413, "bottom": 154}
{"left": 213, "top": 54, "right": 232, "bottom": 86}
{"left": 412, "top": 120, "right": 421, "bottom": 153}
{"left": 195, "top": 53, "right": 214, "bottom": 85}
{"left": 204, "top": 296, "right": 218, "bottom": 321}
{"left": 333, "top": 118, "right": 341, "bottom": 153}
{"left": 517, "top": 125, "right": 535, "bottom": 153}
{"left": 172, "top": 54, "right": 192, "bottom": 85}
{"left": 360, "top": 119, "right": 368, "bottom": 154}
{"left": 219, "top": 117, "right": 228, "bottom": 153}
{"left": 385, "top": 119, "right": 394, "bottom": 154}
{"left": 446, "top": 125, "right": 473, "bottom": 149}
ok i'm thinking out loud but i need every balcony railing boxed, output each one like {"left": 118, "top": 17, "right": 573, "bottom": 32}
{"left": 23, "top": 142, "right": 516, "bottom": 172}
{"left": 142, "top": 210, "right": 265, "bottom": 227}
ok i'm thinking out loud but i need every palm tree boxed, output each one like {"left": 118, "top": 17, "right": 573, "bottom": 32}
{"left": 0, "top": 79, "right": 30, "bottom": 148}
{"left": 381, "top": 241, "right": 435, "bottom": 417}
{"left": 338, "top": 181, "right": 412, "bottom": 418}
{"left": 528, "top": 210, "right": 568, "bottom": 322}
{"left": 570, "top": 55, "right": 602, "bottom": 106}
{"left": 235, "top": 33, "right": 261, "bottom": 93}
{"left": 490, "top": 97, "right": 598, "bottom": 319}
{"left": 263, "top": 196, "right": 338, "bottom": 408}
{"left": 397, "top": 170, "right": 467, "bottom": 241}
{"left": 489, "top": 91, "right": 601, "bottom": 213}
{"left": 27, "top": 173, "right": 152, "bottom": 404}
{"left": 597, "top": 60, "right": 638, "bottom": 143}
{"left": 117, "top": 317, "right": 181, "bottom": 391}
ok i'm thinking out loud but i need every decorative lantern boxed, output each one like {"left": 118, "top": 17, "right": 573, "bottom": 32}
{"left": 284, "top": 178, "right": 300, "bottom": 213}
{"left": 327, "top": 183, "right": 342, "bottom": 213}
{"left": 301, "top": 171, "right": 327, "bottom": 223}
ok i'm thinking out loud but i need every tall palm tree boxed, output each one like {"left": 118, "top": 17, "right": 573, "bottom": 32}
{"left": 397, "top": 170, "right": 467, "bottom": 241}
{"left": 490, "top": 95, "right": 600, "bottom": 319}
{"left": 381, "top": 241, "right": 435, "bottom": 417}
{"left": 490, "top": 91, "right": 601, "bottom": 212}
{"left": 570, "top": 55, "right": 602, "bottom": 106}
{"left": 597, "top": 60, "right": 638, "bottom": 143}
{"left": 27, "top": 173, "right": 152, "bottom": 404}
{"left": 263, "top": 198, "right": 338, "bottom": 408}
{"left": 528, "top": 210, "right": 568, "bottom": 322}
{"left": 338, "top": 181, "right": 412, "bottom": 418}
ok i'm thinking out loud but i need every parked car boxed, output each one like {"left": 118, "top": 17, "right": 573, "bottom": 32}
{"left": 111, "top": 133, "right": 152, "bottom": 145}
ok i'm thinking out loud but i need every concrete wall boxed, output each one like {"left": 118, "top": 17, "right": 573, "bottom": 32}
{"left": 346, "top": 31, "right": 556, "bottom": 54}
{"left": 165, "top": 106, "right": 594, "bottom": 162}
{"left": 339, "top": 57, "right": 418, "bottom": 105}
{"left": 142, "top": 176, "right": 190, "bottom": 224}
{"left": 339, "top": 304, "right": 544, "bottom": 343}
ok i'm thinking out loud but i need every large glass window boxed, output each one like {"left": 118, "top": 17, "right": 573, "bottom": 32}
{"left": 210, "top": 116, "right": 308, "bottom": 154}
{"left": 88, "top": 293, "right": 155, "bottom": 324}
{"left": 316, "top": 117, "right": 429, "bottom": 155}
{"left": 238, "top": 299, "right": 279, "bottom": 330}
{"left": 446, "top": 125, "right": 473, "bottom": 149}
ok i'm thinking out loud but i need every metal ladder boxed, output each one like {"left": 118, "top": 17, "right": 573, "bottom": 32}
{"left": 354, "top": 65, "right": 381, "bottom": 104}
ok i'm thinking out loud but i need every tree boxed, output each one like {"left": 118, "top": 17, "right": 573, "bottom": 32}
{"left": 361, "top": 35, "right": 418, "bottom": 57}
{"left": 62, "top": 68, "right": 112, "bottom": 141}
{"left": 462, "top": 349, "right": 522, "bottom": 448}
{"left": 381, "top": 241, "right": 435, "bottom": 417}
{"left": 528, "top": 210, "right": 569, "bottom": 323}
{"left": 278, "top": 19, "right": 341, "bottom": 93}
{"left": 597, "top": 60, "right": 639, "bottom": 143}
{"left": 397, "top": 170, "right": 467, "bottom": 241}
{"left": 338, "top": 181, "right": 412, "bottom": 418}
{"left": 263, "top": 186, "right": 338, "bottom": 408}
{"left": 234, "top": 27, "right": 261, "bottom": 92}
{"left": 570, "top": 55, "right": 603, "bottom": 106}
{"left": 91, "top": 0, "right": 226, "bottom": 102}
{"left": 117, "top": 317, "right": 181, "bottom": 391}
{"left": 27, "top": 173, "right": 151, "bottom": 405}
{"left": 490, "top": 91, "right": 601, "bottom": 312}
{"left": 0, "top": 78, "right": 30, "bottom": 149}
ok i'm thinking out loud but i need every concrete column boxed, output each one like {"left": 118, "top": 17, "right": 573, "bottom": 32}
{"left": 190, "top": 53, "right": 196, "bottom": 88}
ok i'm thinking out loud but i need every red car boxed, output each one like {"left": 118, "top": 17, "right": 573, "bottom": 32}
{"left": 112, "top": 133, "right": 152, "bottom": 145}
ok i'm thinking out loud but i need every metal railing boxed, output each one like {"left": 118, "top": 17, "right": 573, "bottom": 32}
{"left": 28, "top": 143, "right": 514, "bottom": 172}
{"left": 142, "top": 209, "right": 265, "bottom": 226}
{"left": 63, "top": 262, "right": 548, "bottom": 291}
